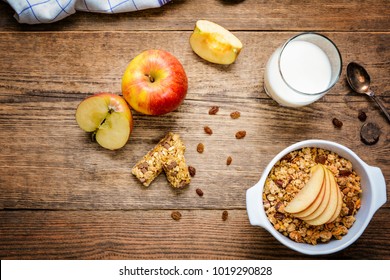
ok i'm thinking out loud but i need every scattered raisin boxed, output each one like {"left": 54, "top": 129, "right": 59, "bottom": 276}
{"left": 358, "top": 111, "right": 367, "bottom": 122}
{"left": 230, "top": 111, "right": 241, "bottom": 119}
{"left": 171, "top": 211, "right": 182, "bottom": 221}
{"left": 197, "top": 143, "right": 204, "bottom": 153}
{"left": 196, "top": 188, "right": 204, "bottom": 197}
{"left": 332, "top": 118, "right": 343, "bottom": 128}
{"left": 188, "top": 166, "right": 196, "bottom": 177}
{"left": 222, "top": 210, "right": 228, "bottom": 221}
{"left": 204, "top": 126, "right": 213, "bottom": 135}
{"left": 235, "top": 130, "right": 246, "bottom": 139}
{"left": 209, "top": 106, "right": 219, "bottom": 115}
{"left": 226, "top": 156, "right": 232, "bottom": 166}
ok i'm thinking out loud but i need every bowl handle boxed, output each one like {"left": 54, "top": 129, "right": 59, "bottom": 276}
{"left": 367, "top": 165, "right": 387, "bottom": 213}
{"left": 246, "top": 183, "right": 269, "bottom": 228}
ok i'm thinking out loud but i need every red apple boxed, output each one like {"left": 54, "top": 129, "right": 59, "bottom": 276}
{"left": 121, "top": 49, "right": 188, "bottom": 115}
{"left": 76, "top": 93, "right": 133, "bottom": 150}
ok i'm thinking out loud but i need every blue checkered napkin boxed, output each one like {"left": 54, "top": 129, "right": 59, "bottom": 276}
{"left": 4, "top": 0, "right": 171, "bottom": 24}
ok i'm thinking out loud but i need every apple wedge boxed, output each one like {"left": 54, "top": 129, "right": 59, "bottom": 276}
{"left": 304, "top": 169, "right": 339, "bottom": 226}
{"left": 284, "top": 164, "right": 324, "bottom": 214}
{"left": 300, "top": 166, "right": 331, "bottom": 221}
{"left": 190, "top": 20, "right": 243, "bottom": 65}
{"left": 76, "top": 93, "right": 133, "bottom": 150}
{"left": 327, "top": 174, "right": 343, "bottom": 223}
{"left": 293, "top": 173, "right": 326, "bottom": 218}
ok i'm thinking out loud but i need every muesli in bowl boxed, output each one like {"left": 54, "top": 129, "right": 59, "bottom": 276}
{"left": 246, "top": 140, "right": 386, "bottom": 255}
{"left": 263, "top": 147, "right": 361, "bottom": 245}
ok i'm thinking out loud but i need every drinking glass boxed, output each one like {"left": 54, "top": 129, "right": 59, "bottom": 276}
{"left": 263, "top": 33, "right": 342, "bottom": 107}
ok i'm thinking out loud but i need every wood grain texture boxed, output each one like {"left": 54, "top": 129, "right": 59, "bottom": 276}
{"left": 1, "top": 209, "right": 389, "bottom": 260}
{"left": 0, "top": 0, "right": 389, "bottom": 260}
{"left": 0, "top": 32, "right": 388, "bottom": 210}
{"left": 1, "top": 0, "right": 390, "bottom": 32}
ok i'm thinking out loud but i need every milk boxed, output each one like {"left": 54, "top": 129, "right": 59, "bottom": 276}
{"left": 264, "top": 40, "right": 332, "bottom": 107}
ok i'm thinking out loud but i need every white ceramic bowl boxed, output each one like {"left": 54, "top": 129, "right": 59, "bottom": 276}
{"left": 246, "top": 139, "right": 387, "bottom": 255}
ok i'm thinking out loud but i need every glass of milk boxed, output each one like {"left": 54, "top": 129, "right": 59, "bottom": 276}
{"left": 264, "top": 33, "right": 342, "bottom": 107}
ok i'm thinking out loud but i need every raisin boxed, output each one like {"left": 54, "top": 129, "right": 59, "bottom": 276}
{"left": 196, "top": 188, "right": 204, "bottom": 197}
{"left": 358, "top": 111, "right": 367, "bottom": 122}
{"left": 197, "top": 143, "right": 204, "bottom": 153}
{"left": 230, "top": 111, "right": 241, "bottom": 119}
{"left": 188, "top": 166, "right": 196, "bottom": 177}
{"left": 226, "top": 156, "right": 232, "bottom": 166}
{"left": 171, "top": 211, "right": 182, "bottom": 221}
{"left": 275, "top": 180, "right": 284, "bottom": 187}
{"left": 339, "top": 169, "right": 352, "bottom": 177}
{"left": 315, "top": 155, "right": 327, "bottom": 164}
{"left": 204, "top": 126, "right": 213, "bottom": 135}
{"left": 332, "top": 118, "right": 343, "bottom": 128}
{"left": 235, "top": 130, "right": 246, "bottom": 139}
{"left": 222, "top": 210, "right": 228, "bottom": 221}
{"left": 209, "top": 106, "right": 219, "bottom": 115}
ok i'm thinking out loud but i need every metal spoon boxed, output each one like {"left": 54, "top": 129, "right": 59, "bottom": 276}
{"left": 347, "top": 62, "right": 390, "bottom": 123}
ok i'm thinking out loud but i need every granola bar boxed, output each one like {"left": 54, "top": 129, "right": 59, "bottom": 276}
{"left": 131, "top": 145, "right": 164, "bottom": 187}
{"left": 164, "top": 154, "right": 191, "bottom": 188}
{"left": 131, "top": 132, "right": 191, "bottom": 188}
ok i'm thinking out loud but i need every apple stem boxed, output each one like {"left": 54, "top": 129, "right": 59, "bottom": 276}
{"left": 146, "top": 74, "right": 155, "bottom": 83}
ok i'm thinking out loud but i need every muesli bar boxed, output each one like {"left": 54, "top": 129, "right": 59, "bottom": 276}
{"left": 131, "top": 132, "right": 191, "bottom": 188}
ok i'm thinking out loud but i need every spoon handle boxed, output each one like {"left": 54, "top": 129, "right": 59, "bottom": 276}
{"left": 370, "top": 93, "right": 390, "bottom": 123}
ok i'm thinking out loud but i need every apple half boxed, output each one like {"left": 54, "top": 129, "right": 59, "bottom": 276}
{"left": 190, "top": 20, "right": 243, "bottom": 65}
{"left": 76, "top": 93, "right": 133, "bottom": 150}
{"left": 284, "top": 164, "right": 324, "bottom": 214}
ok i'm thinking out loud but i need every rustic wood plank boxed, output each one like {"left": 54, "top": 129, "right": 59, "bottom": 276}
{"left": 0, "top": 209, "right": 389, "bottom": 259}
{"left": 0, "top": 31, "right": 389, "bottom": 210}
{"left": 1, "top": 0, "right": 390, "bottom": 32}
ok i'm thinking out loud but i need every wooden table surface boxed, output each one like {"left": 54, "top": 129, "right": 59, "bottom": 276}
{"left": 0, "top": 0, "right": 389, "bottom": 260}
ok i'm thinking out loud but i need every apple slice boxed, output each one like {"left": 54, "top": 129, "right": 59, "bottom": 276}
{"left": 284, "top": 164, "right": 324, "bottom": 214}
{"left": 300, "top": 166, "right": 331, "bottom": 221}
{"left": 190, "top": 20, "right": 243, "bottom": 65}
{"left": 76, "top": 93, "right": 133, "bottom": 150}
{"left": 293, "top": 173, "right": 326, "bottom": 218}
{"left": 304, "top": 169, "right": 339, "bottom": 226}
{"left": 327, "top": 175, "right": 343, "bottom": 223}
